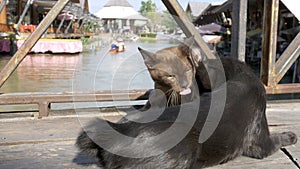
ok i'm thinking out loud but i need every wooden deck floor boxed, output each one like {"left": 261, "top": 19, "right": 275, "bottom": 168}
{"left": 0, "top": 102, "right": 299, "bottom": 169}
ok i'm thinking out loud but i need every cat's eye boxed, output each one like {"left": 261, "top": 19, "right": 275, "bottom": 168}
{"left": 167, "top": 75, "right": 176, "bottom": 78}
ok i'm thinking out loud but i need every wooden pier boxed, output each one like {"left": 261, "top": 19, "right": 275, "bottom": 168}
{"left": 0, "top": 100, "right": 299, "bottom": 168}
{"left": 0, "top": 0, "right": 299, "bottom": 168}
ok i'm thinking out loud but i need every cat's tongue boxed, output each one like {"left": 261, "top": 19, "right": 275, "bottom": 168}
{"left": 180, "top": 88, "right": 191, "bottom": 95}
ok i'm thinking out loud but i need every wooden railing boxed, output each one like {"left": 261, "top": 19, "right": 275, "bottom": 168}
{"left": 0, "top": 89, "right": 150, "bottom": 118}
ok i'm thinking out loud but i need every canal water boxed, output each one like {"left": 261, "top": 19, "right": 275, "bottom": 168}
{"left": 0, "top": 41, "right": 176, "bottom": 111}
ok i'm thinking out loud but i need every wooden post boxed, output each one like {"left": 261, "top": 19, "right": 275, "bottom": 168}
{"left": 161, "top": 0, "right": 216, "bottom": 60}
{"left": 231, "top": 0, "right": 248, "bottom": 62}
{"left": 260, "top": 0, "right": 279, "bottom": 86}
{"left": 0, "top": 0, "right": 70, "bottom": 88}
{"left": 38, "top": 101, "right": 50, "bottom": 118}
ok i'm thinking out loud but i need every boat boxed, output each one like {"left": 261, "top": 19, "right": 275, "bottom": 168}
{"left": 109, "top": 39, "right": 125, "bottom": 54}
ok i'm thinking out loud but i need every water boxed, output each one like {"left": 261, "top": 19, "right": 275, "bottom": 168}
{"left": 0, "top": 41, "right": 176, "bottom": 111}
{"left": 0, "top": 41, "right": 176, "bottom": 93}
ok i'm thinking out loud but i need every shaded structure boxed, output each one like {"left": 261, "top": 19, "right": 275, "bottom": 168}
{"left": 191, "top": 0, "right": 300, "bottom": 94}
{"left": 95, "top": 0, "right": 148, "bottom": 33}
{"left": 1, "top": 0, "right": 98, "bottom": 36}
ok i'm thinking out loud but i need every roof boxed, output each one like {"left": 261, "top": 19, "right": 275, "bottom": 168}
{"left": 187, "top": 1, "right": 210, "bottom": 17}
{"left": 95, "top": 6, "right": 147, "bottom": 20}
{"left": 103, "top": 0, "right": 133, "bottom": 7}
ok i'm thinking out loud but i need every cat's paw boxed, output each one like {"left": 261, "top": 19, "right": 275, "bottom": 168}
{"left": 281, "top": 131, "right": 297, "bottom": 146}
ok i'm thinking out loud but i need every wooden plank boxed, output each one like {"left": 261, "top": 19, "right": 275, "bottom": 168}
{"left": 260, "top": 0, "right": 279, "bottom": 86}
{"left": 265, "top": 83, "right": 300, "bottom": 94}
{"left": 0, "top": 90, "right": 149, "bottom": 105}
{"left": 161, "top": 0, "right": 216, "bottom": 60}
{"left": 0, "top": 90, "right": 149, "bottom": 118}
{"left": 0, "top": 0, "right": 70, "bottom": 88}
{"left": 231, "top": 0, "right": 247, "bottom": 62}
{"left": 0, "top": 104, "right": 299, "bottom": 168}
{"left": 274, "top": 32, "right": 300, "bottom": 84}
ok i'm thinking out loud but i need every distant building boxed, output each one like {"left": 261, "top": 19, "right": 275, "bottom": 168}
{"left": 191, "top": 0, "right": 227, "bottom": 26}
{"left": 185, "top": 1, "right": 210, "bottom": 21}
{"left": 95, "top": 0, "right": 148, "bottom": 34}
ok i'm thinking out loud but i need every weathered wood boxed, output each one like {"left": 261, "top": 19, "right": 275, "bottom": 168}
{"left": 0, "top": 103, "right": 299, "bottom": 168}
{"left": 231, "top": 0, "right": 247, "bottom": 62}
{"left": 0, "top": 0, "right": 70, "bottom": 88}
{"left": 0, "top": 90, "right": 149, "bottom": 117}
{"left": 161, "top": 0, "right": 216, "bottom": 60}
{"left": 260, "top": 0, "right": 279, "bottom": 86}
{"left": 38, "top": 101, "right": 50, "bottom": 118}
{"left": 265, "top": 83, "right": 300, "bottom": 94}
{"left": 275, "top": 32, "right": 300, "bottom": 84}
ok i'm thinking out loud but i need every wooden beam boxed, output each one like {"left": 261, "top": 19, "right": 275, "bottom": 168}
{"left": 0, "top": 0, "right": 70, "bottom": 88}
{"left": 260, "top": 0, "right": 279, "bottom": 86}
{"left": 231, "top": 0, "right": 247, "bottom": 62}
{"left": 274, "top": 32, "right": 300, "bottom": 84}
{"left": 161, "top": 0, "right": 216, "bottom": 60}
{"left": 0, "top": 90, "right": 149, "bottom": 118}
{"left": 0, "top": 90, "right": 149, "bottom": 105}
{"left": 265, "top": 84, "right": 300, "bottom": 94}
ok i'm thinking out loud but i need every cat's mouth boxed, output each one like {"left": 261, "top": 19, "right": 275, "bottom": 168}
{"left": 179, "top": 88, "right": 191, "bottom": 95}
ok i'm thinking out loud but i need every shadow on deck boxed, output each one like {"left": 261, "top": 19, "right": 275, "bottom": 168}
{"left": 0, "top": 101, "right": 299, "bottom": 169}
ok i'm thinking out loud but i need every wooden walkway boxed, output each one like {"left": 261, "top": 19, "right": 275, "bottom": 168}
{"left": 0, "top": 101, "right": 299, "bottom": 169}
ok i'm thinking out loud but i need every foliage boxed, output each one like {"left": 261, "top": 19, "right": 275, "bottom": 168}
{"left": 139, "top": 0, "right": 157, "bottom": 16}
{"left": 161, "top": 10, "right": 178, "bottom": 33}
{"left": 140, "top": 33, "right": 157, "bottom": 38}
{"left": 145, "top": 12, "right": 162, "bottom": 32}
{"left": 138, "top": 1, "right": 178, "bottom": 33}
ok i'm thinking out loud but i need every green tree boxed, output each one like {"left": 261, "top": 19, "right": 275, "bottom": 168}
{"left": 161, "top": 10, "right": 178, "bottom": 33}
{"left": 139, "top": 0, "right": 157, "bottom": 16}
{"left": 145, "top": 12, "right": 161, "bottom": 32}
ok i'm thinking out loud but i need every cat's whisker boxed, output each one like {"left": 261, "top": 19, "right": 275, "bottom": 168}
{"left": 169, "top": 90, "right": 179, "bottom": 106}
{"left": 167, "top": 90, "right": 176, "bottom": 106}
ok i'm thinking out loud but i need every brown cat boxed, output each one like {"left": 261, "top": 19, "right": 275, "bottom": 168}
{"left": 138, "top": 39, "right": 197, "bottom": 107}
{"left": 76, "top": 40, "right": 297, "bottom": 168}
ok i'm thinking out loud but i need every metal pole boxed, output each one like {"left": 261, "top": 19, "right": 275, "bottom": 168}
{"left": 16, "top": 0, "right": 34, "bottom": 31}
{"left": 161, "top": 0, "right": 216, "bottom": 60}
{"left": 0, "top": 0, "right": 70, "bottom": 88}
{"left": 231, "top": 0, "right": 247, "bottom": 62}
{"left": 56, "top": 6, "right": 71, "bottom": 36}
{"left": 64, "top": 15, "right": 74, "bottom": 34}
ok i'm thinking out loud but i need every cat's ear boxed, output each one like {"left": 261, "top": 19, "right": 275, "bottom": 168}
{"left": 181, "top": 36, "right": 204, "bottom": 67}
{"left": 138, "top": 47, "right": 157, "bottom": 69}
{"left": 179, "top": 36, "right": 195, "bottom": 55}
